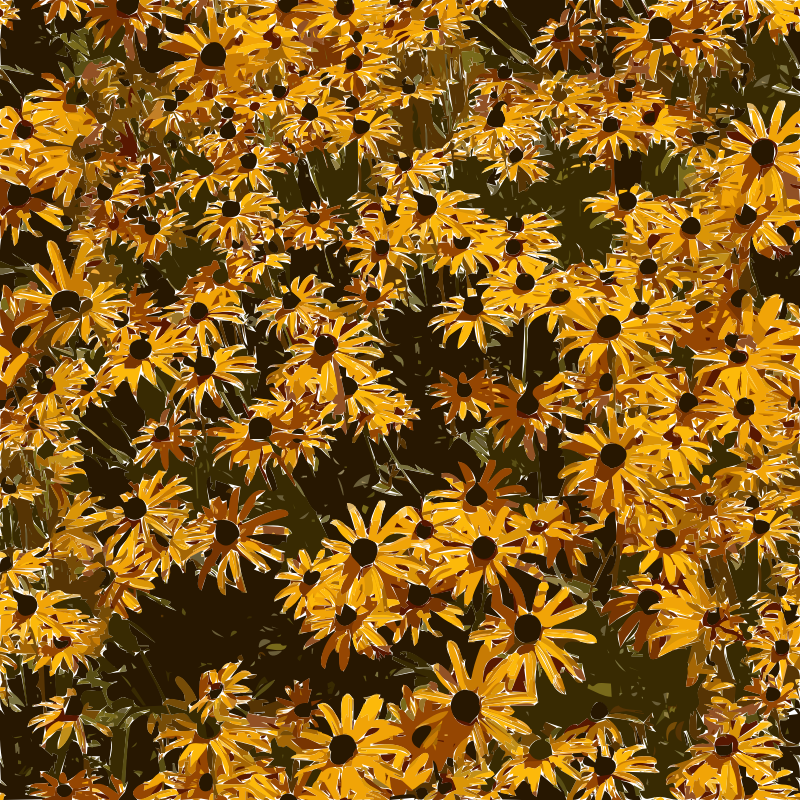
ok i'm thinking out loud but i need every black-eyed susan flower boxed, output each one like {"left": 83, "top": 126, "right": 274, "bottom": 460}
{"left": 176, "top": 487, "right": 286, "bottom": 594}
{"left": 295, "top": 694, "right": 406, "bottom": 795}
{"left": 471, "top": 581, "right": 596, "bottom": 700}
{"left": 414, "top": 640, "right": 536, "bottom": 760}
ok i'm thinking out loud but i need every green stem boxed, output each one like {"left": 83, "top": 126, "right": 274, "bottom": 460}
{"left": 19, "top": 657, "right": 28, "bottom": 706}
{"left": 121, "top": 724, "right": 130, "bottom": 784}
{"left": 382, "top": 437, "right": 420, "bottom": 495}
{"left": 61, "top": 401, "right": 133, "bottom": 467}
{"left": 467, "top": 15, "right": 535, "bottom": 68}
{"left": 365, "top": 436, "right": 381, "bottom": 478}
{"left": 522, "top": 321, "right": 528, "bottom": 384}
{"left": 419, "top": 260, "right": 429, "bottom": 307}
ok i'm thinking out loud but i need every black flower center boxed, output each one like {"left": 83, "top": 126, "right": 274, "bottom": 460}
{"left": 248, "top": 416, "right": 273, "bottom": 441}
{"left": 200, "top": 42, "right": 227, "bottom": 68}
{"left": 329, "top": 734, "right": 357, "bottom": 765}
{"left": 517, "top": 390, "right": 540, "bottom": 417}
{"left": 516, "top": 273, "right": 536, "bottom": 291}
{"left": 11, "top": 324, "right": 31, "bottom": 348}
{"left": 471, "top": 535, "right": 497, "bottom": 560}
{"left": 190, "top": 302, "right": 209, "bottom": 321}
{"left": 753, "top": 519, "right": 770, "bottom": 535}
{"left": 314, "top": 334, "right": 338, "bottom": 357}
{"left": 506, "top": 239, "right": 523, "bottom": 256}
{"left": 15, "top": 592, "right": 37, "bottom": 616}
{"left": 508, "top": 216, "right": 524, "bottom": 232}
{"left": 279, "top": 291, "right": 300, "bottom": 311}
{"left": 639, "top": 258, "right": 658, "bottom": 275}
{"left": 195, "top": 355, "right": 216, "bottom": 376}
{"left": 486, "top": 103, "right": 506, "bottom": 128}
{"left": 130, "top": 338, "right": 152, "bottom": 360}
{"left": 37, "top": 377, "right": 55, "bottom": 394}
{"left": 602, "top": 117, "right": 620, "bottom": 133}
{"left": 51, "top": 290, "right": 81, "bottom": 315}
{"left": 514, "top": 614, "right": 543, "bottom": 643}
{"left": 208, "top": 682, "right": 223, "bottom": 699}
{"left": 241, "top": 153, "right": 257, "bottom": 169}
{"left": 550, "top": 288, "right": 571, "bottom": 304}
{"left": 451, "top": 690, "right": 481, "bottom": 724}
{"left": 198, "top": 774, "right": 214, "bottom": 793}
{"left": 302, "top": 570, "right": 320, "bottom": 586}
{"left": 374, "top": 239, "right": 390, "bottom": 255}
{"left": 54, "top": 636, "right": 71, "bottom": 649}
{"left": 765, "top": 686, "right": 781, "bottom": 702}
{"left": 736, "top": 204, "right": 758, "bottom": 226}
{"left": 222, "top": 200, "right": 240, "bottom": 218}
{"left": 154, "top": 425, "right": 170, "bottom": 441}
{"left": 463, "top": 296, "right": 483, "bottom": 316}
{"left": 594, "top": 756, "right": 616, "bottom": 777}
{"left": 56, "top": 786, "right": 73, "bottom": 798}
{"left": 728, "top": 349, "right": 748, "bottom": 366}
{"left": 336, "top": 605, "right": 358, "bottom": 626}
{"left": 301, "top": 102, "right": 318, "bottom": 121}
{"left": 415, "top": 520, "right": 434, "bottom": 539}
{"left": 597, "top": 315, "right": 622, "bottom": 339}
{"left": 294, "top": 701, "right": 312, "bottom": 718}
{"left": 736, "top": 397, "right": 755, "bottom": 416}
{"left": 648, "top": 16, "right": 673, "bottom": 39}
{"left": 655, "top": 529, "right": 677, "bottom": 549}
{"left": 776, "top": 639, "right": 791, "bottom": 655}
{"left": 591, "top": 701, "right": 608, "bottom": 720}
{"left": 751, "top": 138, "right": 777, "bottom": 166}
{"left": 15, "top": 120, "right": 34, "bottom": 139}
{"left": 408, "top": 583, "right": 431, "bottom": 607}
{"left": 215, "top": 519, "right": 240, "bottom": 546}
{"left": 466, "top": 485, "right": 488, "bottom": 507}
{"left": 529, "top": 739, "right": 552, "bottom": 760}
{"left": 704, "top": 608, "right": 722, "bottom": 627}
{"left": 416, "top": 194, "right": 438, "bottom": 216}
{"left": 411, "top": 724, "right": 432, "bottom": 748}
{"left": 678, "top": 392, "right": 698, "bottom": 412}
{"left": 600, "top": 443, "right": 627, "bottom": 468}
{"left": 598, "top": 373, "right": 614, "bottom": 392}
{"left": 509, "top": 146, "right": 524, "bottom": 163}
{"left": 637, "top": 589, "right": 661, "bottom": 615}
{"left": 554, "top": 24, "right": 569, "bottom": 40}
{"left": 681, "top": 216, "right": 702, "bottom": 236}
{"left": 123, "top": 497, "right": 147, "bottom": 520}
{"left": 632, "top": 301, "right": 649, "bottom": 316}
{"left": 714, "top": 735, "right": 736, "bottom": 756}
{"left": 353, "top": 119, "right": 370, "bottom": 135}
{"left": 457, "top": 381, "right": 472, "bottom": 398}
{"left": 619, "top": 192, "right": 637, "bottom": 211}
{"left": 351, "top": 538, "right": 378, "bottom": 567}
{"left": 7, "top": 183, "right": 31, "bottom": 207}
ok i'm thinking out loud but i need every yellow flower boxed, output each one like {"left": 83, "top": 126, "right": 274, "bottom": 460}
{"left": 414, "top": 641, "right": 535, "bottom": 760}
{"left": 295, "top": 694, "right": 406, "bottom": 794}
{"left": 471, "top": 581, "right": 596, "bottom": 700}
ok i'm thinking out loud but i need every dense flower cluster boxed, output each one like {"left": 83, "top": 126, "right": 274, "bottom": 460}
{"left": 3, "top": 0, "right": 800, "bottom": 798}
